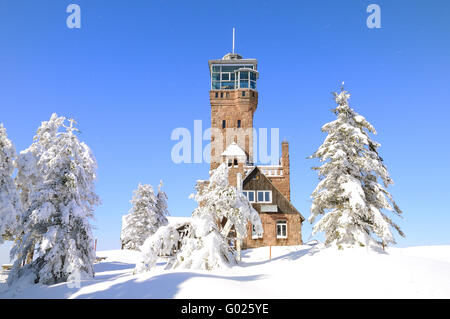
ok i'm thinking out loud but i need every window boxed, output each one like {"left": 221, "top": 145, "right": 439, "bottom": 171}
{"left": 210, "top": 64, "right": 257, "bottom": 90}
{"left": 212, "top": 81, "right": 220, "bottom": 90}
{"left": 265, "top": 191, "right": 271, "bottom": 202}
{"left": 248, "top": 191, "right": 255, "bottom": 202}
{"left": 233, "top": 159, "right": 238, "bottom": 166}
{"left": 215, "top": 92, "right": 218, "bottom": 98}
{"left": 242, "top": 91, "right": 246, "bottom": 96}
{"left": 220, "top": 92, "right": 224, "bottom": 98}
{"left": 237, "top": 120, "right": 241, "bottom": 128}
{"left": 222, "top": 120, "right": 226, "bottom": 129}
{"left": 221, "top": 66, "right": 235, "bottom": 72}
{"left": 221, "top": 81, "right": 234, "bottom": 90}
{"left": 243, "top": 190, "right": 255, "bottom": 203}
{"left": 276, "top": 220, "right": 287, "bottom": 239}
{"left": 257, "top": 190, "right": 272, "bottom": 203}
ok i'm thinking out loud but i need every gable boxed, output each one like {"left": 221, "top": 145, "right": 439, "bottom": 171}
{"left": 243, "top": 167, "right": 305, "bottom": 221}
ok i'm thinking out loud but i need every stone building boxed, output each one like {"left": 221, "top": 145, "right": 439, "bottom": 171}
{"left": 208, "top": 49, "right": 304, "bottom": 249}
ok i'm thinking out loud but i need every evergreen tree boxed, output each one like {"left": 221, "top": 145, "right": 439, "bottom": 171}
{"left": 8, "top": 114, "right": 100, "bottom": 285}
{"left": 135, "top": 163, "right": 262, "bottom": 272}
{"left": 0, "top": 124, "right": 21, "bottom": 242}
{"left": 155, "top": 180, "right": 169, "bottom": 227}
{"left": 190, "top": 163, "right": 262, "bottom": 245}
{"left": 309, "top": 84, "right": 404, "bottom": 249}
{"left": 121, "top": 183, "right": 161, "bottom": 250}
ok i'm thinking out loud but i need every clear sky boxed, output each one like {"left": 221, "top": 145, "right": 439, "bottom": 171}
{"left": 0, "top": 0, "right": 449, "bottom": 255}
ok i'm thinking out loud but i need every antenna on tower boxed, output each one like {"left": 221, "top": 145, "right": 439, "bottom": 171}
{"left": 232, "top": 27, "right": 235, "bottom": 54}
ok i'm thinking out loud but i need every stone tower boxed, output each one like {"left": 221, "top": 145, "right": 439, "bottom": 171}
{"left": 208, "top": 52, "right": 259, "bottom": 187}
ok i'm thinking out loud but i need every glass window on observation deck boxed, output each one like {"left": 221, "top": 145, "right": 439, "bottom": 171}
{"left": 221, "top": 82, "right": 234, "bottom": 90}
{"left": 236, "top": 69, "right": 257, "bottom": 90}
{"left": 210, "top": 64, "right": 257, "bottom": 90}
{"left": 240, "top": 80, "right": 249, "bottom": 88}
{"left": 212, "top": 81, "right": 221, "bottom": 90}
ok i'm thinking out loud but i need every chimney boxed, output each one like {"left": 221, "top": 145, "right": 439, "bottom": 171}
{"left": 281, "top": 140, "right": 290, "bottom": 201}
{"left": 236, "top": 172, "right": 243, "bottom": 191}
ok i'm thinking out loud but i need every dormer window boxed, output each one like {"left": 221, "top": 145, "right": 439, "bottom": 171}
{"left": 257, "top": 190, "right": 272, "bottom": 203}
{"left": 243, "top": 191, "right": 255, "bottom": 203}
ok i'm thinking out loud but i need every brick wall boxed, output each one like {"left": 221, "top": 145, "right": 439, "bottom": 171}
{"left": 210, "top": 89, "right": 258, "bottom": 170}
{"left": 268, "top": 141, "right": 290, "bottom": 200}
{"left": 242, "top": 212, "right": 302, "bottom": 249}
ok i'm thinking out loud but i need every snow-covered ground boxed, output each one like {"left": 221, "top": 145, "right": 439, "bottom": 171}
{"left": 1, "top": 244, "right": 450, "bottom": 298}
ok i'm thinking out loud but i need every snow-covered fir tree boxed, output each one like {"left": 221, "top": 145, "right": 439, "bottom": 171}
{"left": 8, "top": 114, "right": 100, "bottom": 285}
{"left": 189, "top": 163, "right": 262, "bottom": 247}
{"left": 309, "top": 84, "right": 404, "bottom": 249}
{"left": 12, "top": 115, "right": 64, "bottom": 267}
{"left": 0, "top": 124, "right": 22, "bottom": 242}
{"left": 155, "top": 180, "right": 169, "bottom": 226}
{"left": 15, "top": 114, "right": 64, "bottom": 212}
{"left": 121, "top": 183, "right": 168, "bottom": 250}
{"left": 135, "top": 163, "right": 262, "bottom": 273}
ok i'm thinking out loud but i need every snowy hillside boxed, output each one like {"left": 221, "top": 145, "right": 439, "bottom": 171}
{"left": 1, "top": 244, "right": 450, "bottom": 298}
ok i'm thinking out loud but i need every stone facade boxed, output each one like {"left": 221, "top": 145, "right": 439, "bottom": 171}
{"left": 243, "top": 213, "right": 303, "bottom": 249}
{"left": 242, "top": 167, "right": 304, "bottom": 248}
{"left": 266, "top": 141, "right": 291, "bottom": 201}
{"left": 210, "top": 89, "right": 258, "bottom": 170}
{"left": 208, "top": 52, "right": 303, "bottom": 249}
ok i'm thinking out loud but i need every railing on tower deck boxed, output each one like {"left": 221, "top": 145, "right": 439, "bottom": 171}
{"left": 243, "top": 165, "right": 284, "bottom": 177}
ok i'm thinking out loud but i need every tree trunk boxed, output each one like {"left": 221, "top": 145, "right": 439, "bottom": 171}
{"left": 26, "top": 249, "right": 34, "bottom": 264}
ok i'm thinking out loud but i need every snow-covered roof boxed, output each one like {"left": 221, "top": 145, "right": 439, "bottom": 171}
{"left": 221, "top": 142, "right": 246, "bottom": 157}
{"left": 121, "top": 215, "right": 191, "bottom": 235}
{"left": 167, "top": 216, "right": 192, "bottom": 227}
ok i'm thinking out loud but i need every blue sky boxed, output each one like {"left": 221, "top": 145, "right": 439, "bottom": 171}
{"left": 0, "top": 0, "right": 449, "bottom": 255}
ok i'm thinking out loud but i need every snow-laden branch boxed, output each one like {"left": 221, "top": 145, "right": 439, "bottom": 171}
{"left": 309, "top": 86, "right": 404, "bottom": 249}
{"left": 135, "top": 163, "right": 262, "bottom": 273}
